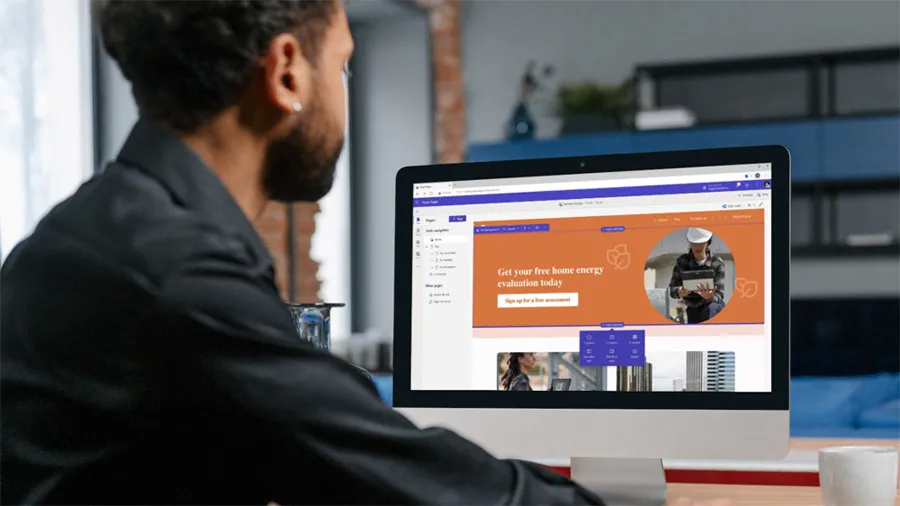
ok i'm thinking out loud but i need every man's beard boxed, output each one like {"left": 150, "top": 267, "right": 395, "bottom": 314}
{"left": 262, "top": 102, "right": 344, "bottom": 203}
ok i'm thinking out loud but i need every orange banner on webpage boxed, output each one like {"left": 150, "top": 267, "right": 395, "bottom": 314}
{"left": 472, "top": 210, "right": 765, "bottom": 328}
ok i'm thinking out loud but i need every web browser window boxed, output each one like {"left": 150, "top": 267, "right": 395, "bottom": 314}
{"left": 410, "top": 163, "right": 772, "bottom": 393}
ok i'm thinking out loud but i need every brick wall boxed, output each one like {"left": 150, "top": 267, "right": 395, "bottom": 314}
{"left": 253, "top": 201, "right": 321, "bottom": 303}
{"left": 422, "top": 0, "right": 466, "bottom": 164}
{"left": 288, "top": 202, "right": 321, "bottom": 301}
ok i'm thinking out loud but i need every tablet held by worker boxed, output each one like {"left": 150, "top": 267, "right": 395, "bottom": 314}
{"left": 644, "top": 227, "right": 733, "bottom": 324}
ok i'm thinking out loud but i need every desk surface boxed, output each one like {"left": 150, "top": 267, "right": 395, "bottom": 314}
{"left": 667, "top": 484, "right": 899, "bottom": 506}
{"left": 549, "top": 439, "right": 900, "bottom": 505}
{"left": 664, "top": 439, "right": 898, "bottom": 506}
{"left": 538, "top": 438, "right": 900, "bottom": 473}
{"left": 790, "top": 438, "right": 899, "bottom": 452}
{"left": 673, "top": 439, "right": 899, "bottom": 506}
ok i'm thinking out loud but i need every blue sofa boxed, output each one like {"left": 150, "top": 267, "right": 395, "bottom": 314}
{"left": 372, "top": 373, "right": 900, "bottom": 439}
{"left": 372, "top": 373, "right": 394, "bottom": 407}
{"left": 790, "top": 373, "right": 899, "bottom": 439}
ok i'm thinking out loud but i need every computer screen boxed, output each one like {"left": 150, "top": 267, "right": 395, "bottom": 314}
{"left": 409, "top": 163, "right": 772, "bottom": 394}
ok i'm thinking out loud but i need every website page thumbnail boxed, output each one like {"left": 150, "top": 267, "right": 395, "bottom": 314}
{"left": 410, "top": 164, "right": 772, "bottom": 393}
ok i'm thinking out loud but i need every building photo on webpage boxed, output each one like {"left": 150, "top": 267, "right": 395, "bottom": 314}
{"left": 617, "top": 350, "right": 736, "bottom": 392}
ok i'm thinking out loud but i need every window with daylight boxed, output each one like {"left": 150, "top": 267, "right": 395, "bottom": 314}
{"left": 0, "top": 0, "right": 94, "bottom": 261}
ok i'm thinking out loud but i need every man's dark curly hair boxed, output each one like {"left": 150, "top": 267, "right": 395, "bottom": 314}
{"left": 94, "top": 0, "right": 338, "bottom": 132}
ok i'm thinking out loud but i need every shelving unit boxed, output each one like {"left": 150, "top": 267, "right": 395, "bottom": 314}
{"left": 635, "top": 46, "right": 900, "bottom": 123}
{"left": 793, "top": 178, "right": 900, "bottom": 257}
{"left": 468, "top": 47, "right": 900, "bottom": 258}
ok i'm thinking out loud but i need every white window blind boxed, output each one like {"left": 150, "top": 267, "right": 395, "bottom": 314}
{"left": 311, "top": 73, "right": 353, "bottom": 339}
{"left": 0, "top": 0, "right": 93, "bottom": 261}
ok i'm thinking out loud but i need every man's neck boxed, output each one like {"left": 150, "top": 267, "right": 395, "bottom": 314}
{"left": 180, "top": 116, "right": 269, "bottom": 220}
{"left": 693, "top": 250, "right": 708, "bottom": 263}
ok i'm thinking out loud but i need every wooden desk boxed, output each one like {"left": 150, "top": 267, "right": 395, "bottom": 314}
{"left": 541, "top": 438, "right": 900, "bottom": 504}
{"left": 666, "top": 439, "right": 900, "bottom": 506}
{"left": 667, "top": 484, "right": 899, "bottom": 506}
{"left": 791, "top": 438, "right": 899, "bottom": 453}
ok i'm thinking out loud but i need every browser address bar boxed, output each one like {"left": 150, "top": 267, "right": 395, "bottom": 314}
{"left": 446, "top": 171, "right": 770, "bottom": 196}
{"left": 452, "top": 187, "right": 504, "bottom": 195}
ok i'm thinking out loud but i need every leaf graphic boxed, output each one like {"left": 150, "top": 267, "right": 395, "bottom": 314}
{"left": 606, "top": 250, "right": 618, "bottom": 265}
{"left": 742, "top": 281, "right": 759, "bottom": 298}
{"left": 615, "top": 252, "right": 631, "bottom": 270}
{"left": 614, "top": 244, "right": 628, "bottom": 255}
{"left": 735, "top": 278, "right": 747, "bottom": 292}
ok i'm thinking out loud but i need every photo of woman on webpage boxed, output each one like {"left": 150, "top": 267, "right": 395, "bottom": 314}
{"left": 500, "top": 352, "right": 536, "bottom": 391}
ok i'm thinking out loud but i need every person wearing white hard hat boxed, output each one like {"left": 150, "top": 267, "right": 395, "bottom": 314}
{"left": 685, "top": 227, "right": 713, "bottom": 244}
{"left": 668, "top": 228, "right": 727, "bottom": 323}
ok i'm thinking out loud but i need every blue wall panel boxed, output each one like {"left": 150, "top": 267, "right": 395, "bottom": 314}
{"left": 632, "top": 122, "right": 820, "bottom": 182}
{"left": 822, "top": 116, "right": 900, "bottom": 181}
{"left": 467, "top": 116, "right": 899, "bottom": 183}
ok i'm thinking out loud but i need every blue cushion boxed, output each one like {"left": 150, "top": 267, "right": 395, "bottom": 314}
{"left": 790, "top": 376, "right": 864, "bottom": 428}
{"left": 371, "top": 374, "right": 393, "bottom": 407}
{"left": 791, "top": 427, "right": 866, "bottom": 439}
{"left": 853, "top": 373, "right": 900, "bottom": 412}
{"left": 859, "top": 398, "right": 900, "bottom": 429}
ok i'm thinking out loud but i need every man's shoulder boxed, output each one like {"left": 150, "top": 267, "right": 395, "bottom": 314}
{"left": 9, "top": 163, "right": 254, "bottom": 288}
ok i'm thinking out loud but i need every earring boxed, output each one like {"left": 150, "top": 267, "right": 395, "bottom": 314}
{"left": 292, "top": 102, "right": 303, "bottom": 113}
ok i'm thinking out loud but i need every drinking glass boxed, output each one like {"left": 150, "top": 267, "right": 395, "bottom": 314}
{"left": 287, "top": 302, "right": 371, "bottom": 381}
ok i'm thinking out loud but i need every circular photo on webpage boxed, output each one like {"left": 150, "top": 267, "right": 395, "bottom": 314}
{"left": 643, "top": 227, "right": 735, "bottom": 324}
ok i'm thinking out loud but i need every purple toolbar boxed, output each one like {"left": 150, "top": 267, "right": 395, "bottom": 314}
{"left": 579, "top": 330, "right": 646, "bottom": 367}
{"left": 473, "top": 223, "right": 550, "bottom": 234}
{"left": 413, "top": 179, "right": 771, "bottom": 208}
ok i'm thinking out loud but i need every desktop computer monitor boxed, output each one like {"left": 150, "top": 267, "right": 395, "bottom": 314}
{"left": 392, "top": 146, "right": 790, "bottom": 471}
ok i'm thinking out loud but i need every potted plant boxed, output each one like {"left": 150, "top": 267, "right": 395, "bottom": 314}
{"left": 556, "top": 76, "right": 636, "bottom": 135}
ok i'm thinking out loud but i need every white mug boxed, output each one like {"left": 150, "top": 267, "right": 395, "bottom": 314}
{"left": 819, "top": 446, "right": 899, "bottom": 506}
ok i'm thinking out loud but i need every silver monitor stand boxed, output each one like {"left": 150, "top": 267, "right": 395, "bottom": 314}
{"left": 570, "top": 457, "right": 667, "bottom": 506}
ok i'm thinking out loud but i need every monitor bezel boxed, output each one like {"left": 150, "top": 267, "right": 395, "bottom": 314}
{"left": 393, "top": 145, "right": 790, "bottom": 411}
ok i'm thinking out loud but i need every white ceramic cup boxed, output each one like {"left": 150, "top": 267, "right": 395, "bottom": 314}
{"left": 819, "top": 446, "right": 899, "bottom": 506}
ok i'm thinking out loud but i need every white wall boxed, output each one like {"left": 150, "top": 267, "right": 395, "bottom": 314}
{"left": 350, "top": 16, "right": 431, "bottom": 337}
{"left": 461, "top": 0, "right": 900, "bottom": 143}
{"left": 312, "top": 75, "right": 353, "bottom": 339}
{"left": 96, "top": 51, "right": 138, "bottom": 165}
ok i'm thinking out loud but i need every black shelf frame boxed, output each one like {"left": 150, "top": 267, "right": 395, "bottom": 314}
{"left": 635, "top": 46, "right": 900, "bottom": 122}
{"left": 638, "top": 47, "right": 900, "bottom": 79}
{"left": 634, "top": 47, "right": 900, "bottom": 259}
{"left": 792, "top": 178, "right": 900, "bottom": 258}
{"left": 793, "top": 244, "right": 900, "bottom": 259}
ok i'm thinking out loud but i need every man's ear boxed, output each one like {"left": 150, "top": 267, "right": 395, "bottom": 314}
{"left": 260, "top": 33, "right": 312, "bottom": 115}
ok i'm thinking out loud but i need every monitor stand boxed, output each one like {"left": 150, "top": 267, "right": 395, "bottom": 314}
{"left": 570, "top": 457, "right": 667, "bottom": 506}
